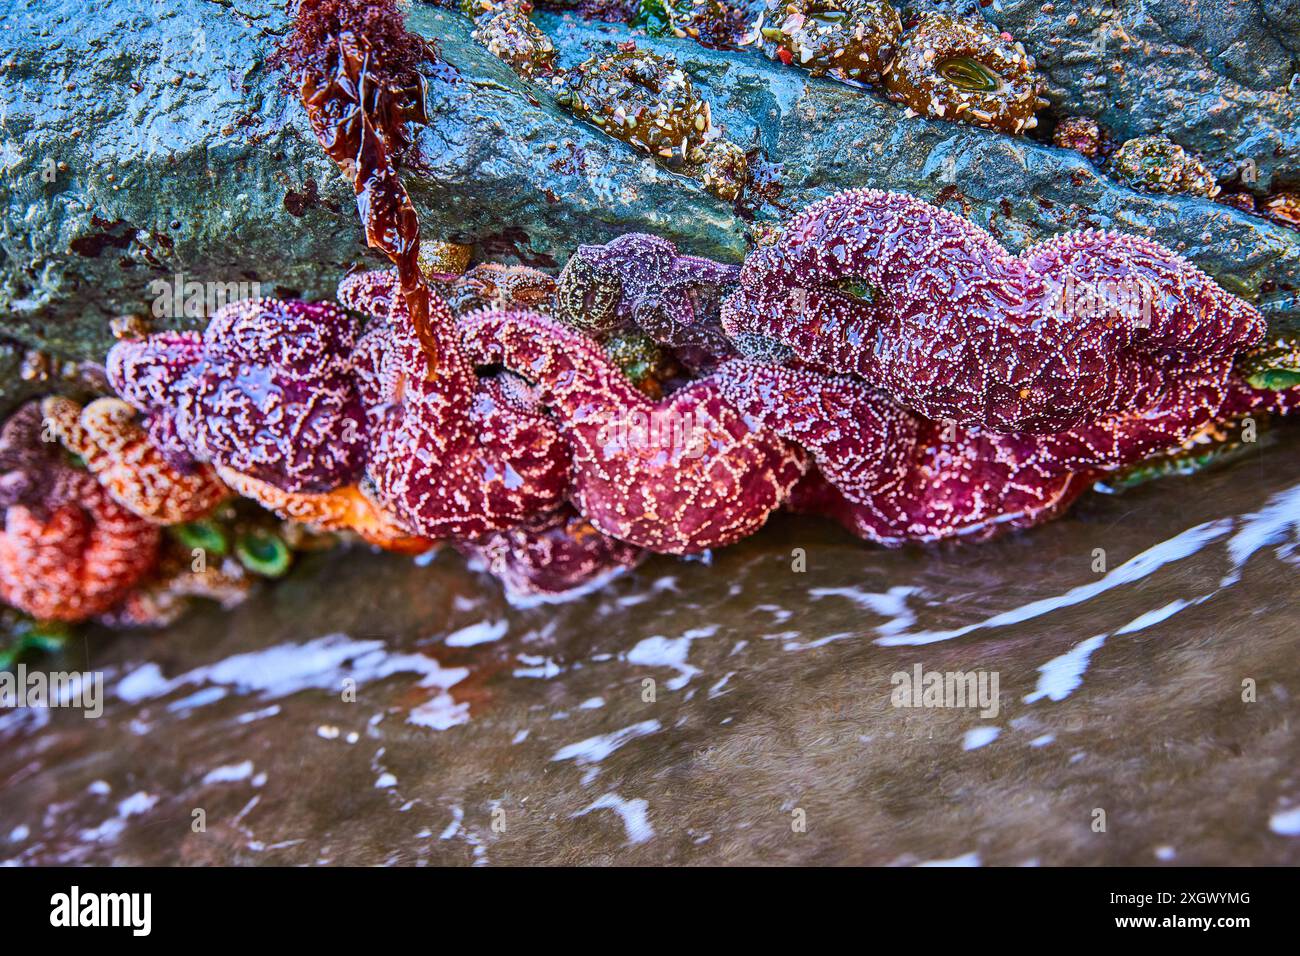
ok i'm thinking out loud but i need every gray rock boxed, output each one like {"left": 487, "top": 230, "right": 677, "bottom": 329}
{"left": 0, "top": 0, "right": 363, "bottom": 366}
{"left": 1, "top": 0, "right": 1297, "bottom": 415}
{"left": 920, "top": 0, "right": 1300, "bottom": 191}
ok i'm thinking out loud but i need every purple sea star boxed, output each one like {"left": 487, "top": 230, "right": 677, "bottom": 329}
{"left": 555, "top": 233, "right": 740, "bottom": 367}
{"left": 721, "top": 188, "right": 1265, "bottom": 433}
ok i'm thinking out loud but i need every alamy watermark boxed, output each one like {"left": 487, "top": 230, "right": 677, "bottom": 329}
{"left": 1044, "top": 273, "right": 1154, "bottom": 329}
{"left": 0, "top": 664, "right": 103, "bottom": 718}
{"left": 593, "top": 407, "right": 709, "bottom": 460}
{"left": 50, "top": 886, "right": 151, "bottom": 936}
{"left": 149, "top": 272, "right": 261, "bottom": 319}
{"left": 890, "top": 664, "right": 1000, "bottom": 718}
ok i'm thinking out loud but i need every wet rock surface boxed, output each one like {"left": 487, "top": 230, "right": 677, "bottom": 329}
{"left": 924, "top": 0, "right": 1300, "bottom": 191}
{"left": 3, "top": 0, "right": 1299, "bottom": 413}
{"left": 2, "top": 435, "right": 1299, "bottom": 865}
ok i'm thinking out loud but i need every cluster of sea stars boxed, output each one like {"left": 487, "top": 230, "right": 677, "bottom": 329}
{"left": 6, "top": 0, "right": 1295, "bottom": 630}
{"left": 4, "top": 188, "right": 1296, "bottom": 627}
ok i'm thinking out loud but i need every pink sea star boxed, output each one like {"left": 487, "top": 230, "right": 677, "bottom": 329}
{"left": 106, "top": 330, "right": 205, "bottom": 473}
{"left": 458, "top": 308, "right": 807, "bottom": 553}
{"left": 715, "top": 357, "right": 1269, "bottom": 544}
{"left": 721, "top": 188, "right": 1265, "bottom": 433}
{"left": 555, "top": 233, "right": 740, "bottom": 366}
{"left": 109, "top": 299, "right": 368, "bottom": 494}
{"left": 347, "top": 273, "right": 571, "bottom": 539}
{"left": 456, "top": 504, "right": 645, "bottom": 598}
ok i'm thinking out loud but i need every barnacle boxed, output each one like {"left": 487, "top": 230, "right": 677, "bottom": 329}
{"left": 460, "top": 0, "right": 534, "bottom": 18}
{"left": 694, "top": 139, "right": 750, "bottom": 202}
{"left": 634, "top": 0, "right": 750, "bottom": 51}
{"left": 1052, "top": 115, "right": 1103, "bottom": 159}
{"left": 417, "top": 240, "right": 474, "bottom": 278}
{"left": 471, "top": 9, "right": 558, "bottom": 79}
{"left": 437, "top": 263, "right": 558, "bottom": 316}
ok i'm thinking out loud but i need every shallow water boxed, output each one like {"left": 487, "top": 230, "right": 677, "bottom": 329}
{"left": 3, "top": 435, "right": 1300, "bottom": 865}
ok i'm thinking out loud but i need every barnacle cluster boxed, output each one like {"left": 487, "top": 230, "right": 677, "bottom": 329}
{"left": 461, "top": 0, "right": 534, "bottom": 17}
{"left": 611, "top": 0, "right": 1049, "bottom": 136}
{"left": 693, "top": 139, "right": 751, "bottom": 202}
{"left": 633, "top": 0, "right": 750, "bottom": 50}
{"left": 1110, "top": 135, "right": 1220, "bottom": 198}
{"left": 1263, "top": 192, "right": 1300, "bottom": 228}
{"left": 460, "top": 2, "right": 755, "bottom": 201}
{"left": 1052, "top": 115, "right": 1104, "bottom": 158}
{"left": 756, "top": 0, "right": 901, "bottom": 84}
{"left": 555, "top": 44, "right": 712, "bottom": 166}
{"left": 471, "top": 8, "right": 558, "bottom": 78}
{"left": 884, "top": 12, "right": 1046, "bottom": 134}
{"left": 553, "top": 44, "right": 755, "bottom": 201}
{"left": 434, "top": 262, "right": 558, "bottom": 315}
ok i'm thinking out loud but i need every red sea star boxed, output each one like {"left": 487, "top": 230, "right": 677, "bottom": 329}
{"left": 458, "top": 308, "right": 807, "bottom": 553}
{"left": 110, "top": 299, "right": 369, "bottom": 494}
{"left": 348, "top": 275, "right": 571, "bottom": 539}
{"left": 106, "top": 330, "right": 205, "bottom": 473}
{"left": 456, "top": 504, "right": 645, "bottom": 598}
{"left": 0, "top": 403, "right": 159, "bottom": 621}
{"left": 715, "top": 359, "right": 1268, "bottom": 545}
